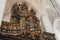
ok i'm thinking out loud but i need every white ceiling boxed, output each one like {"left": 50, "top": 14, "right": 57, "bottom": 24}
{"left": 55, "top": 0, "right": 60, "bottom": 8}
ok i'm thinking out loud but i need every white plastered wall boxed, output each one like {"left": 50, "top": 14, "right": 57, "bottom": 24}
{"left": 0, "top": 0, "right": 7, "bottom": 26}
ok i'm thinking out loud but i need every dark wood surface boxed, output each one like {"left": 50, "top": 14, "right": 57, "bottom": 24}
{"left": 0, "top": 32, "right": 55, "bottom": 40}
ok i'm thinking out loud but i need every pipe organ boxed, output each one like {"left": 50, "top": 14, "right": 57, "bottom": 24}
{"left": 0, "top": 2, "right": 55, "bottom": 40}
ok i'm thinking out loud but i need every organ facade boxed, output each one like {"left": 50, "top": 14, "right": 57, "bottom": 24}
{"left": 0, "top": 2, "right": 55, "bottom": 40}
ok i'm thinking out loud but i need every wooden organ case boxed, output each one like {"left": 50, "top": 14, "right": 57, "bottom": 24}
{"left": 0, "top": 2, "right": 56, "bottom": 40}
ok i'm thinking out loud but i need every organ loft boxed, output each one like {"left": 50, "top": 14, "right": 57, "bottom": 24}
{"left": 0, "top": 2, "right": 56, "bottom": 40}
